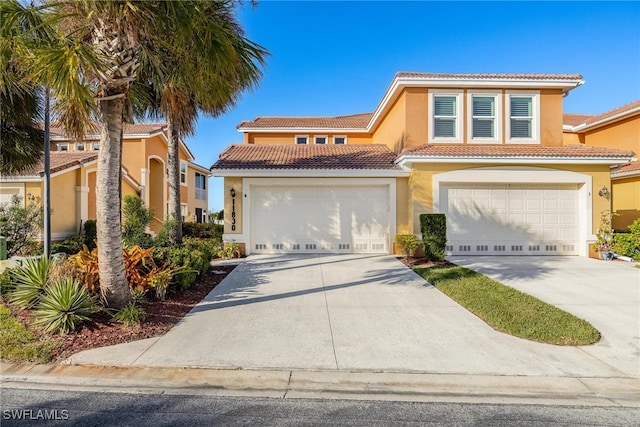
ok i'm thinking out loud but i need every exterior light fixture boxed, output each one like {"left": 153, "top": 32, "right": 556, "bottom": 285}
{"left": 230, "top": 188, "right": 236, "bottom": 198}
{"left": 598, "top": 186, "right": 610, "bottom": 200}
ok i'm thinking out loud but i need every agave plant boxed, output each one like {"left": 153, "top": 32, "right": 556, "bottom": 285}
{"left": 33, "top": 278, "right": 98, "bottom": 334}
{"left": 9, "top": 256, "right": 50, "bottom": 309}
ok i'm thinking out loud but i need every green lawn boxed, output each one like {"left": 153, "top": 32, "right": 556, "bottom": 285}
{"left": 0, "top": 305, "right": 60, "bottom": 362}
{"left": 415, "top": 265, "right": 600, "bottom": 345}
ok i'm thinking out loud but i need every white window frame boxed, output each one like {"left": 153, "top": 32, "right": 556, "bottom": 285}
{"left": 58, "top": 143, "right": 69, "bottom": 152}
{"left": 76, "top": 142, "right": 85, "bottom": 151}
{"left": 467, "top": 90, "right": 502, "bottom": 144}
{"left": 180, "top": 161, "right": 187, "bottom": 186}
{"left": 295, "top": 135, "right": 309, "bottom": 145}
{"left": 333, "top": 135, "right": 347, "bottom": 145}
{"left": 506, "top": 90, "right": 540, "bottom": 144}
{"left": 428, "top": 89, "right": 463, "bottom": 143}
{"left": 314, "top": 135, "right": 328, "bottom": 145}
{"left": 180, "top": 203, "right": 187, "bottom": 222}
{"left": 92, "top": 143, "right": 100, "bottom": 151}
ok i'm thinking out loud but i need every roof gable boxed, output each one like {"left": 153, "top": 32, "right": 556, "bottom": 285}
{"left": 564, "top": 100, "right": 640, "bottom": 131}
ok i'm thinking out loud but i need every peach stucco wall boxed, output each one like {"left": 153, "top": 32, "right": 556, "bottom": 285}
{"left": 224, "top": 177, "right": 243, "bottom": 235}
{"left": 612, "top": 177, "right": 640, "bottom": 230}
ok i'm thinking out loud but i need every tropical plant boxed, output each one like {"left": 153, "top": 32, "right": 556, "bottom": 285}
{"left": 83, "top": 219, "right": 97, "bottom": 250}
{"left": 111, "top": 302, "right": 145, "bottom": 328}
{"left": 50, "top": 235, "right": 85, "bottom": 255}
{"left": 0, "top": 195, "right": 44, "bottom": 257}
{"left": 33, "top": 277, "right": 97, "bottom": 334}
{"left": 70, "top": 245, "right": 100, "bottom": 293}
{"left": 612, "top": 218, "right": 640, "bottom": 260}
{"left": 594, "top": 210, "right": 616, "bottom": 259}
{"left": 9, "top": 256, "right": 50, "bottom": 309}
{"left": 218, "top": 241, "right": 240, "bottom": 260}
{"left": 154, "top": 217, "right": 178, "bottom": 247}
{"left": 0, "top": 269, "right": 15, "bottom": 301}
{"left": 122, "top": 195, "right": 154, "bottom": 248}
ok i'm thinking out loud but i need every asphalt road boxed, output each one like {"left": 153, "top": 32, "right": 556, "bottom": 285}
{"left": 2, "top": 388, "right": 638, "bottom": 426}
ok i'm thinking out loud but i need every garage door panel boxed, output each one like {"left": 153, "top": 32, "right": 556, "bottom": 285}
{"left": 443, "top": 184, "right": 578, "bottom": 256}
{"left": 252, "top": 185, "right": 389, "bottom": 254}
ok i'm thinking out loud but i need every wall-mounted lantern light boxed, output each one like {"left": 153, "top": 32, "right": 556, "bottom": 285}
{"left": 230, "top": 188, "right": 236, "bottom": 198}
{"left": 598, "top": 186, "right": 610, "bottom": 200}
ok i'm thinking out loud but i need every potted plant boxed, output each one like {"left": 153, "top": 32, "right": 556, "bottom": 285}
{"left": 594, "top": 210, "right": 615, "bottom": 261}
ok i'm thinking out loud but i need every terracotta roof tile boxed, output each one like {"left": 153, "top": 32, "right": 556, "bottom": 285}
{"left": 4, "top": 152, "right": 98, "bottom": 177}
{"left": 211, "top": 144, "right": 401, "bottom": 170}
{"left": 401, "top": 144, "right": 635, "bottom": 159}
{"left": 611, "top": 161, "right": 640, "bottom": 177}
{"left": 237, "top": 113, "right": 373, "bottom": 130}
{"left": 563, "top": 114, "right": 595, "bottom": 127}
{"left": 49, "top": 122, "right": 167, "bottom": 138}
{"left": 583, "top": 100, "right": 640, "bottom": 126}
{"left": 395, "top": 72, "right": 584, "bottom": 80}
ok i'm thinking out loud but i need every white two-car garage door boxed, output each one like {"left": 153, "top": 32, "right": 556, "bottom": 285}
{"left": 442, "top": 184, "right": 579, "bottom": 256}
{"left": 251, "top": 186, "right": 389, "bottom": 254}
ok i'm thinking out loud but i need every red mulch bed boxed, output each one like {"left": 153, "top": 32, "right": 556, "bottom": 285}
{"left": 6, "top": 263, "right": 237, "bottom": 363}
{"left": 399, "top": 256, "right": 456, "bottom": 269}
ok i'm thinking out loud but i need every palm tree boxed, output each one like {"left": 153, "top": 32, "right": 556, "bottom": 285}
{"left": 135, "top": 1, "right": 266, "bottom": 244}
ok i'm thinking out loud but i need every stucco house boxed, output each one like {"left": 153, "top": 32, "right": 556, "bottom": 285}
{"left": 0, "top": 123, "right": 210, "bottom": 241}
{"left": 211, "top": 72, "right": 636, "bottom": 257}
{"left": 563, "top": 100, "right": 640, "bottom": 230}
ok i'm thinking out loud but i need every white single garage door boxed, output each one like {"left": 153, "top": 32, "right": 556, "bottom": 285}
{"left": 251, "top": 186, "right": 389, "bottom": 254}
{"left": 442, "top": 184, "right": 579, "bottom": 256}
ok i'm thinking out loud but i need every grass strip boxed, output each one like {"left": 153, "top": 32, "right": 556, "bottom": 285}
{"left": 415, "top": 265, "right": 600, "bottom": 345}
{"left": 0, "top": 305, "right": 60, "bottom": 362}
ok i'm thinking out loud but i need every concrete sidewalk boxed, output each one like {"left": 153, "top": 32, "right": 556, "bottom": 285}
{"left": 65, "top": 255, "right": 637, "bottom": 379}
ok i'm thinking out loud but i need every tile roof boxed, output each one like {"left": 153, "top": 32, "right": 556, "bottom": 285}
{"left": 49, "top": 122, "right": 167, "bottom": 138}
{"left": 237, "top": 113, "right": 373, "bottom": 130}
{"left": 401, "top": 144, "right": 635, "bottom": 159}
{"left": 395, "top": 72, "right": 584, "bottom": 80}
{"left": 583, "top": 100, "right": 640, "bottom": 126}
{"left": 563, "top": 114, "right": 595, "bottom": 127}
{"left": 211, "top": 144, "right": 401, "bottom": 170}
{"left": 611, "top": 161, "right": 640, "bottom": 178}
{"left": 4, "top": 152, "right": 98, "bottom": 177}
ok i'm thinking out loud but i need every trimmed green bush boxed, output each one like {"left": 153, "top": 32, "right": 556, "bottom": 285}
{"left": 612, "top": 219, "right": 640, "bottom": 260}
{"left": 122, "top": 195, "right": 154, "bottom": 248}
{"left": 420, "top": 214, "right": 447, "bottom": 261}
{"left": 33, "top": 278, "right": 98, "bottom": 335}
{"left": 394, "top": 234, "right": 421, "bottom": 258}
{"left": 182, "top": 222, "right": 220, "bottom": 239}
{"left": 51, "top": 235, "right": 85, "bottom": 255}
{"left": 0, "top": 268, "right": 14, "bottom": 301}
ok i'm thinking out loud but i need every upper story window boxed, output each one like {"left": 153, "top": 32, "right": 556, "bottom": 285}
{"left": 57, "top": 143, "right": 69, "bottom": 151}
{"left": 506, "top": 91, "right": 540, "bottom": 144}
{"left": 314, "top": 136, "right": 327, "bottom": 145}
{"left": 76, "top": 142, "right": 85, "bottom": 151}
{"left": 195, "top": 172, "right": 207, "bottom": 200}
{"left": 295, "top": 135, "right": 309, "bottom": 145}
{"left": 180, "top": 161, "right": 187, "bottom": 185}
{"left": 468, "top": 91, "right": 501, "bottom": 144}
{"left": 92, "top": 143, "right": 100, "bottom": 151}
{"left": 429, "top": 90, "right": 463, "bottom": 143}
{"left": 333, "top": 136, "right": 347, "bottom": 145}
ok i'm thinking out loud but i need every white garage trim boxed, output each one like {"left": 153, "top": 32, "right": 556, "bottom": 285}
{"left": 432, "top": 167, "right": 592, "bottom": 256}
{"left": 234, "top": 177, "right": 397, "bottom": 255}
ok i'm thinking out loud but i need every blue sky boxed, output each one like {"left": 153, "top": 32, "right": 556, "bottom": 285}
{"left": 183, "top": 1, "right": 640, "bottom": 211}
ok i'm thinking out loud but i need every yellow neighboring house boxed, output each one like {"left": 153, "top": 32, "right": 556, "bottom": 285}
{"left": 0, "top": 123, "right": 210, "bottom": 241}
{"left": 211, "top": 72, "right": 635, "bottom": 257}
{"left": 563, "top": 101, "right": 640, "bottom": 230}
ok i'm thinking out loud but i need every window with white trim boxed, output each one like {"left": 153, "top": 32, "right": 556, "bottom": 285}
{"left": 295, "top": 135, "right": 309, "bottom": 145}
{"left": 333, "top": 136, "right": 347, "bottom": 145}
{"left": 429, "top": 90, "right": 463, "bottom": 143}
{"left": 506, "top": 91, "right": 540, "bottom": 144}
{"left": 76, "top": 142, "right": 85, "bottom": 151}
{"left": 92, "top": 143, "right": 100, "bottom": 151}
{"left": 195, "top": 172, "right": 206, "bottom": 200}
{"left": 180, "top": 161, "right": 187, "bottom": 185}
{"left": 314, "top": 136, "right": 327, "bottom": 145}
{"left": 57, "top": 143, "right": 69, "bottom": 151}
{"left": 467, "top": 91, "right": 501, "bottom": 143}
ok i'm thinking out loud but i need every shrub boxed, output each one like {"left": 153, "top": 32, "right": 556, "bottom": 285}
{"left": 33, "top": 278, "right": 97, "bottom": 334}
{"left": 112, "top": 302, "right": 145, "bottom": 327}
{"left": 0, "top": 195, "right": 43, "bottom": 256}
{"left": 155, "top": 217, "right": 178, "bottom": 247}
{"left": 51, "top": 235, "right": 85, "bottom": 255}
{"left": 420, "top": 214, "right": 447, "bottom": 261}
{"left": 182, "top": 222, "right": 220, "bottom": 239}
{"left": 394, "top": 234, "right": 421, "bottom": 258}
{"left": 122, "top": 195, "right": 154, "bottom": 248}
{"left": 218, "top": 241, "right": 240, "bottom": 259}
{"left": 153, "top": 246, "right": 201, "bottom": 289}
{"left": 9, "top": 256, "right": 50, "bottom": 309}
{"left": 84, "top": 220, "right": 97, "bottom": 250}
{"left": 70, "top": 245, "right": 100, "bottom": 292}
{"left": 0, "top": 269, "right": 14, "bottom": 301}
{"left": 613, "top": 218, "right": 640, "bottom": 260}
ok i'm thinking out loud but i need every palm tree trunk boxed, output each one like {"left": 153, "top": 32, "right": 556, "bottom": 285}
{"left": 167, "top": 119, "right": 182, "bottom": 244}
{"left": 96, "top": 97, "right": 130, "bottom": 308}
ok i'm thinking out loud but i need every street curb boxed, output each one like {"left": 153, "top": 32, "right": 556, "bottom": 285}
{"left": 2, "top": 362, "right": 639, "bottom": 407}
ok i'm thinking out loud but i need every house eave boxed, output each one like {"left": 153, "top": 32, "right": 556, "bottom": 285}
{"left": 210, "top": 168, "right": 410, "bottom": 178}
{"left": 395, "top": 155, "right": 634, "bottom": 167}
{"left": 237, "top": 127, "right": 368, "bottom": 133}
{"left": 568, "top": 105, "right": 640, "bottom": 132}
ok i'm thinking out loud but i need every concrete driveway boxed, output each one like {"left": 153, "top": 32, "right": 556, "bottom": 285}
{"left": 68, "top": 254, "right": 638, "bottom": 378}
